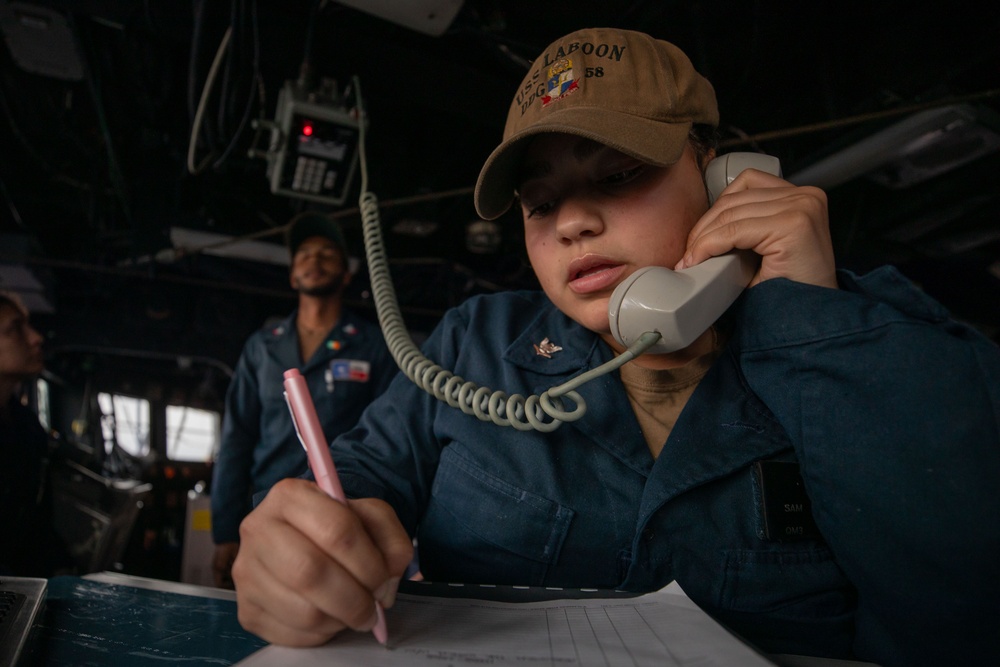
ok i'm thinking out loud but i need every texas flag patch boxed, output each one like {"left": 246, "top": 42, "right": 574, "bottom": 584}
{"left": 329, "top": 359, "right": 371, "bottom": 382}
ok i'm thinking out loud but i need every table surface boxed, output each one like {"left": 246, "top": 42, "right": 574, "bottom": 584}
{"left": 27, "top": 574, "right": 266, "bottom": 666}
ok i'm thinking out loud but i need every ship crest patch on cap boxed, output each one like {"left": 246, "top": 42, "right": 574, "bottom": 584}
{"left": 541, "top": 57, "right": 578, "bottom": 108}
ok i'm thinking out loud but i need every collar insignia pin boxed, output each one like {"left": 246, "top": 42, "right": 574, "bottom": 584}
{"left": 533, "top": 337, "right": 562, "bottom": 359}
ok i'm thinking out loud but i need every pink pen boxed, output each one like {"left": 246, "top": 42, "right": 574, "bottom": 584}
{"left": 282, "top": 368, "right": 389, "bottom": 646}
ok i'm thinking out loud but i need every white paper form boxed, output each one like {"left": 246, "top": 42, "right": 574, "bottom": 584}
{"left": 235, "top": 586, "right": 777, "bottom": 666}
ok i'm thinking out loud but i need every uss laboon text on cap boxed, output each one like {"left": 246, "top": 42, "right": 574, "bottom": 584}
{"left": 474, "top": 27, "right": 719, "bottom": 220}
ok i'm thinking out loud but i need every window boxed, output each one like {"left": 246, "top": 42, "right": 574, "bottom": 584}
{"left": 35, "top": 378, "right": 50, "bottom": 430}
{"left": 94, "top": 392, "right": 219, "bottom": 462}
{"left": 98, "top": 392, "right": 150, "bottom": 457}
{"left": 166, "top": 405, "right": 220, "bottom": 462}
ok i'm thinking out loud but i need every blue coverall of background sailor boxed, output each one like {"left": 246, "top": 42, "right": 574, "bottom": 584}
{"left": 211, "top": 308, "right": 396, "bottom": 545}
{"left": 324, "top": 266, "right": 1000, "bottom": 667}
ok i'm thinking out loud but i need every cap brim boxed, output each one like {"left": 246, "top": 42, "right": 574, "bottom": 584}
{"left": 474, "top": 107, "right": 694, "bottom": 220}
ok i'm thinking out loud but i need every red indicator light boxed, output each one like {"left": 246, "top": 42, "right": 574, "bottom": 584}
{"left": 302, "top": 122, "right": 314, "bottom": 137}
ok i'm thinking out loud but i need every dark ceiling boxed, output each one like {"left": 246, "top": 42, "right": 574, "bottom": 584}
{"left": 2, "top": 0, "right": 999, "bottom": 396}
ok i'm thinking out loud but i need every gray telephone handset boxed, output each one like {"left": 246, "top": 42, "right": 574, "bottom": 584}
{"left": 607, "top": 152, "right": 782, "bottom": 354}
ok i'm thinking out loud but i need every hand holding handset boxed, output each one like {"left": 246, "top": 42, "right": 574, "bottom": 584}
{"left": 607, "top": 152, "right": 782, "bottom": 354}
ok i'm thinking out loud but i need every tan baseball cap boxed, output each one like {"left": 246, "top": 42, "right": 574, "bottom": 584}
{"left": 474, "top": 27, "right": 719, "bottom": 220}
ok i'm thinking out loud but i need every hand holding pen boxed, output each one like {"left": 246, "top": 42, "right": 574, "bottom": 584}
{"left": 283, "top": 368, "right": 389, "bottom": 646}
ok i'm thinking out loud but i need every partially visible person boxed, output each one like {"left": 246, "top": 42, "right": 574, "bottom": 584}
{"left": 0, "top": 290, "right": 74, "bottom": 577}
{"left": 210, "top": 212, "right": 397, "bottom": 588}
{"left": 229, "top": 28, "right": 999, "bottom": 667}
